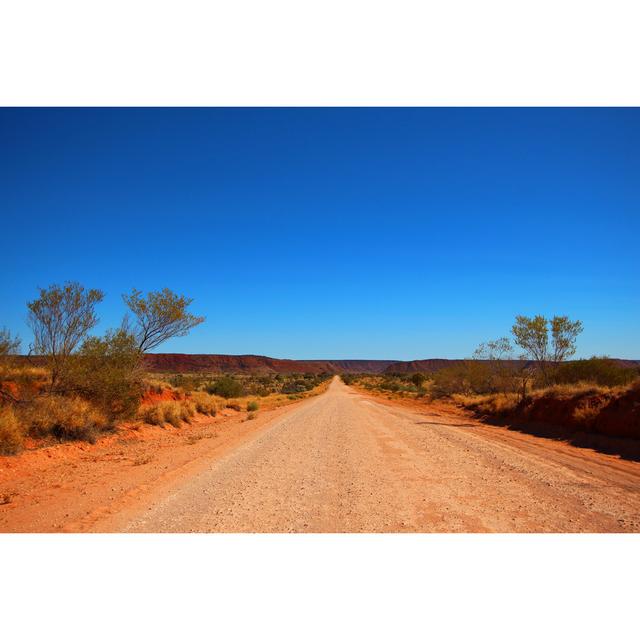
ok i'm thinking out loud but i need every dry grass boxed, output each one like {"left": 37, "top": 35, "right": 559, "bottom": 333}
{"left": 22, "top": 395, "right": 109, "bottom": 443}
{"left": 453, "top": 392, "right": 521, "bottom": 416}
{"left": 137, "top": 399, "right": 196, "bottom": 428}
{"left": 0, "top": 406, "right": 24, "bottom": 455}
{"left": 572, "top": 403, "right": 603, "bottom": 426}
{"left": 189, "top": 391, "right": 218, "bottom": 416}
{"left": 533, "top": 382, "right": 610, "bottom": 400}
{"left": 2, "top": 366, "right": 50, "bottom": 382}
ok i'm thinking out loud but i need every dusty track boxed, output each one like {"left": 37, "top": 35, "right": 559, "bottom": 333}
{"left": 94, "top": 378, "right": 640, "bottom": 533}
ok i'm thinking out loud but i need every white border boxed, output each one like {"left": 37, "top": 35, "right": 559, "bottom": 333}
{"left": 1, "top": 533, "right": 638, "bottom": 639}
{"left": 1, "top": 1, "right": 639, "bottom": 106}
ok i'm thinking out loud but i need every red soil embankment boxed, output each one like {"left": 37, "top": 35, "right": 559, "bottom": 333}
{"left": 508, "top": 385, "right": 640, "bottom": 440}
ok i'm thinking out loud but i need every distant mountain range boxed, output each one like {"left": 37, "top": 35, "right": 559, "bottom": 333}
{"left": 142, "top": 353, "right": 640, "bottom": 375}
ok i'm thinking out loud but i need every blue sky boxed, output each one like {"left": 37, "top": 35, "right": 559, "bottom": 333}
{"left": 1, "top": 108, "right": 638, "bottom": 359}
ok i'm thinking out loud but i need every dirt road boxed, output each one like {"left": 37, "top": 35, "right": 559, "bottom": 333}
{"left": 96, "top": 377, "right": 640, "bottom": 533}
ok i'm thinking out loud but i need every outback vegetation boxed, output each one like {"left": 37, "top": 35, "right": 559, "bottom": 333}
{"left": 347, "top": 315, "right": 640, "bottom": 442}
{"left": 0, "top": 282, "right": 330, "bottom": 456}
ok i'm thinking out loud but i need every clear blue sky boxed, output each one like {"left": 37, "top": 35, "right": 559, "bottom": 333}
{"left": 1, "top": 108, "right": 638, "bottom": 360}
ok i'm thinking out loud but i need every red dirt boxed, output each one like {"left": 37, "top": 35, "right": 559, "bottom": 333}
{"left": 0, "top": 400, "right": 304, "bottom": 532}
{"left": 141, "top": 388, "right": 185, "bottom": 405}
{"left": 594, "top": 385, "right": 640, "bottom": 439}
{"left": 493, "top": 386, "right": 640, "bottom": 440}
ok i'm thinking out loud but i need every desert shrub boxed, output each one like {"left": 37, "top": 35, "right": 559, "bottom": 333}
{"left": 380, "top": 379, "right": 401, "bottom": 392}
{"left": 169, "top": 374, "right": 201, "bottom": 392}
{"left": 206, "top": 376, "right": 245, "bottom": 398}
{"left": 431, "top": 361, "right": 494, "bottom": 398}
{"left": 138, "top": 400, "right": 195, "bottom": 427}
{"left": 190, "top": 391, "right": 217, "bottom": 416}
{"left": 247, "top": 400, "right": 259, "bottom": 412}
{"left": 62, "top": 329, "right": 143, "bottom": 420}
{"left": 24, "top": 395, "right": 109, "bottom": 443}
{"left": 139, "top": 403, "right": 165, "bottom": 425}
{"left": 411, "top": 372, "right": 426, "bottom": 389}
{"left": 226, "top": 402, "right": 241, "bottom": 411}
{"left": 0, "top": 406, "right": 24, "bottom": 455}
{"left": 555, "top": 357, "right": 638, "bottom": 388}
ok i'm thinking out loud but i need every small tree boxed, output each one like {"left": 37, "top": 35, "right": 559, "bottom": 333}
{"left": 511, "top": 314, "right": 582, "bottom": 384}
{"left": 473, "top": 337, "right": 515, "bottom": 395}
{"left": 550, "top": 316, "right": 583, "bottom": 365}
{"left": 27, "top": 282, "right": 104, "bottom": 390}
{"left": 123, "top": 288, "right": 205, "bottom": 354}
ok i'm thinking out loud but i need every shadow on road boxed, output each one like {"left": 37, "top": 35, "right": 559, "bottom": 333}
{"left": 442, "top": 417, "right": 640, "bottom": 463}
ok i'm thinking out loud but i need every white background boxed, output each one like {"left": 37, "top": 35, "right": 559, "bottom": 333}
{"left": 1, "top": 1, "right": 639, "bottom": 105}
{"left": 1, "top": 1, "right": 639, "bottom": 638}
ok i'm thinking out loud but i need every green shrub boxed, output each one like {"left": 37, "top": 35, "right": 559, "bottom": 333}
{"left": 247, "top": 400, "right": 259, "bottom": 412}
{"left": 62, "top": 329, "right": 143, "bottom": 420}
{"left": 206, "top": 376, "right": 245, "bottom": 398}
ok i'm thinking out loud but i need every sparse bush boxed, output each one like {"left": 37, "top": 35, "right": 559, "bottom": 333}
{"left": 556, "top": 357, "right": 638, "bottom": 388}
{"left": 431, "top": 361, "right": 494, "bottom": 398}
{"left": 247, "top": 400, "right": 259, "bottom": 412}
{"left": 411, "top": 372, "right": 426, "bottom": 389}
{"left": 206, "top": 376, "right": 245, "bottom": 398}
{"left": 62, "top": 329, "right": 143, "bottom": 420}
{"left": 24, "top": 395, "right": 109, "bottom": 443}
{"left": 0, "top": 406, "right": 24, "bottom": 455}
{"left": 226, "top": 402, "right": 241, "bottom": 411}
